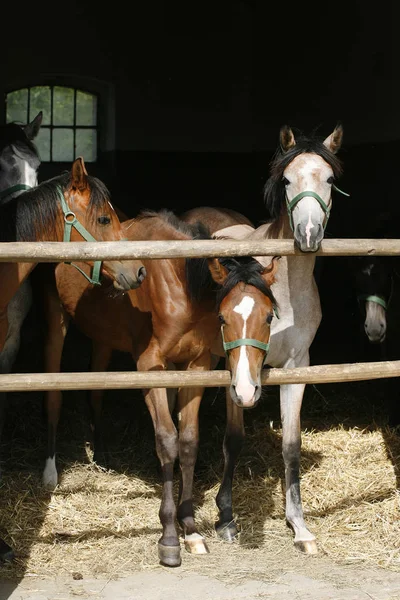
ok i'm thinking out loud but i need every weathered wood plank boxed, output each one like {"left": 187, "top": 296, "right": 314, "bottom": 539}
{"left": 0, "top": 238, "right": 399, "bottom": 262}
{"left": 0, "top": 360, "right": 399, "bottom": 392}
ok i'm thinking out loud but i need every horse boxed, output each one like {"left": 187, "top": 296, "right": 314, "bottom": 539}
{"left": 180, "top": 123, "right": 345, "bottom": 554}
{"left": 0, "top": 156, "right": 148, "bottom": 560}
{"left": 350, "top": 256, "right": 394, "bottom": 346}
{"left": 40, "top": 209, "right": 279, "bottom": 566}
{"left": 0, "top": 112, "right": 42, "bottom": 377}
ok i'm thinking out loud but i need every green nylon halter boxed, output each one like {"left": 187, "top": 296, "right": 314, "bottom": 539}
{"left": 286, "top": 184, "right": 350, "bottom": 232}
{"left": 357, "top": 294, "right": 387, "bottom": 310}
{"left": 57, "top": 186, "right": 103, "bottom": 286}
{"left": 221, "top": 325, "right": 270, "bottom": 355}
{"left": 0, "top": 183, "right": 32, "bottom": 201}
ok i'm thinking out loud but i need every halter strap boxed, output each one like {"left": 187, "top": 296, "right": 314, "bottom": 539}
{"left": 57, "top": 186, "right": 102, "bottom": 286}
{"left": 0, "top": 183, "right": 32, "bottom": 201}
{"left": 286, "top": 191, "right": 330, "bottom": 232}
{"left": 221, "top": 325, "right": 270, "bottom": 355}
{"left": 286, "top": 185, "right": 350, "bottom": 232}
{"left": 357, "top": 294, "right": 388, "bottom": 310}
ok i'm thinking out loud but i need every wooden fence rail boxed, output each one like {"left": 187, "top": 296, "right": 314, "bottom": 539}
{"left": 2, "top": 361, "right": 400, "bottom": 392}
{"left": 0, "top": 238, "right": 398, "bottom": 392}
{"left": 0, "top": 238, "right": 400, "bottom": 262}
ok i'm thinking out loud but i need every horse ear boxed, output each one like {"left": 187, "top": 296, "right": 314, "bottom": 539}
{"left": 279, "top": 125, "right": 296, "bottom": 152}
{"left": 71, "top": 157, "right": 89, "bottom": 190}
{"left": 207, "top": 258, "right": 229, "bottom": 285}
{"left": 24, "top": 111, "right": 42, "bottom": 140}
{"left": 262, "top": 256, "right": 280, "bottom": 285}
{"left": 323, "top": 123, "right": 343, "bottom": 154}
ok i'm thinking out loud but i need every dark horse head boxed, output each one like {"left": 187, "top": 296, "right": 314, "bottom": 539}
{"left": 264, "top": 125, "right": 344, "bottom": 252}
{"left": 351, "top": 256, "right": 394, "bottom": 344}
{"left": 0, "top": 112, "right": 42, "bottom": 202}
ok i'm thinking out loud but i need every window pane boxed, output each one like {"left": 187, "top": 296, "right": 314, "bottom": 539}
{"left": 53, "top": 87, "right": 74, "bottom": 126}
{"left": 35, "top": 128, "right": 51, "bottom": 162}
{"left": 53, "top": 128, "right": 73, "bottom": 162}
{"left": 29, "top": 86, "right": 51, "bottom": 125}
{"left": 75, "top": 129, "right": 97, "bottom": 162}
{"left": 6, "top": 89, "right": 28, "bottom": 123}
{"left": 76, "top": 91, "right": 97, "bottom": 126}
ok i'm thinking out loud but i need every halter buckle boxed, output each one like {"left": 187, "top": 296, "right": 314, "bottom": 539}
{"left": 64, "top": 211, "right": 77, "bottom": 224}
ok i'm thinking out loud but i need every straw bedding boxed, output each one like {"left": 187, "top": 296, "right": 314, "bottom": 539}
{"left": 0, "top": 359, "right": 399, "bottom": 583}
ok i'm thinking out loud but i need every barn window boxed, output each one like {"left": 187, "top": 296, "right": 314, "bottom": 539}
{"left": 5, "top": 86, "right": 98, "bottom": 163}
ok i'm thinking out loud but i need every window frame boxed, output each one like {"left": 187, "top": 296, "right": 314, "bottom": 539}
{"left": 5, "top": 84, "right": 100, "bottom": 163}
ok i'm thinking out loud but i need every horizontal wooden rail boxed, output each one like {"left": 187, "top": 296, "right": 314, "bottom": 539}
{"left": 1, "top": 361, "right": 399, "bottom": 392}
{"left": 0, "top": 239, "right": 399, "bottom": 262}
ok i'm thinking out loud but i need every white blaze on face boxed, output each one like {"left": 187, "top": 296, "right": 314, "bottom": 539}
{"left": 305, "top": 211, "right": 314, "bottom": 248}
{"left": 233, "top": 296, "right": 255, "bottom": 402}
{"left": 18, "top": 155, "right": 37, "bottom": 188}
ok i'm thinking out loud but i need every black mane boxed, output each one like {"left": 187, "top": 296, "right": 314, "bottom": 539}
{"left": 185, "top": 227, "right": 277, "bottom": 310}
{"left": 0, "top": 172, "right": 111, "bottom": 242}
{"left": 263, "top": 129, "right": 343, "bottom": 220}
{"left": 0, "top": 122, "right": 40, "bottom": 159}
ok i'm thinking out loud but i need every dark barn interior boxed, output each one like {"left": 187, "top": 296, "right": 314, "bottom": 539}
{"left": 0, "top": 3, "right": 398, "bottom": 402}
{"left": 1, "top": 0, "right": 400, "bottom": 589}
{"left": 1, "top": 0, "right": 399, "bottom": 405}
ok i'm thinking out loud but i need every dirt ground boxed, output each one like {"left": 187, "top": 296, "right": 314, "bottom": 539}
{"left": 2, "top": 557, "right": 400, "bottom": 600}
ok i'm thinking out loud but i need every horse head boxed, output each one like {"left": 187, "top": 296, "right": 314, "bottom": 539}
{"left": 209, "top": 255, "right": 279, "bottom": 408}
{"left": 0, "top": 112, "right": 42, "bottom": 202}
{"left": 265, "top": 124, "right": 344, "bottom": 252}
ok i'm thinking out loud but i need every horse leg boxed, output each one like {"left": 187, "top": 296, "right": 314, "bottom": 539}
{"left": 0, "top": 282, "right": 33, "bottom": 454}
{"left": 166, "top": 360, "right": 178, "bottom": 414}
{"left": 215, "top": 386, "right": 244, "bottom": 542}
{"left": 280, "top": 379, "right": 317, "bottom": 554}
{"left": 176, "top": 356, "right": 210, "bottom": 555}
{"left": 139, "top": 373, "right": 180, "bottom": 566}
{"left": 87, "top": 342, "right": 112, "bottom": 465}
{"left": 43, "top": 289, "right": 69, "bottom": 489}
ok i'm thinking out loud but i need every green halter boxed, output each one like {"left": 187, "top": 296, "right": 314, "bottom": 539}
{"left": 221, "top": 325, "right": 270, "bottom": 357}
{"left": 286, "top": 184, "right": 350, "bottom": 232}
{"left": 0, "top": 183, "right": 32, "bottom": 201}
{"left": 57, "top": 186, "right": 103, "bottom": 286}
{"left": 357, "top": 294, "right": 387, "bottom": 310}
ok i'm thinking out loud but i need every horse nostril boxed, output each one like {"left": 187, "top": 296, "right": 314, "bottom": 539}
{"left": 138, "top": 266, "right": 147, "bottom": 282}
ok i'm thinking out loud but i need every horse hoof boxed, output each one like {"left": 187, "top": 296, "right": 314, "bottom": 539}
{"left": 42, "top": 459, "right": 58, "bottom": 490}
{"left": 158, "top": 542, "right": 181, "bottom": 567}
{"left": 184, "top": 534, "right": 209, "bottom": 555}
{"left": 294, "top": 539, "right": 318, "bottom": 555}
{"left": 0, "top": 539, "right": 14, "bottom": 563}
{"left": 216, "top": 521, "right": 239, "bottom": 543}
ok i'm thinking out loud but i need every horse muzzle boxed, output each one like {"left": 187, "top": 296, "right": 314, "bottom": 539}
{"left": 230, "top": 382, "right": 261, "bottom": 409}
{"left": 113, "top": 265, "right": 147, "bottom": 291}
{"left": 294, "top": 223, "right": 324, "bottom": 253}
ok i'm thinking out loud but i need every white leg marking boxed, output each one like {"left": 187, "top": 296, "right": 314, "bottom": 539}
{"left": 233, "top": 296, "right": 255, "bottom": 403}
{"left": 43, "top": 457, "right": 58, "bottom": 488}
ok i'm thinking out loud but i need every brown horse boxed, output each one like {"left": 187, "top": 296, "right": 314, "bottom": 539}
{"left": 41, "top": 209, "right": 278, "bottom": 566}
{"left": 0, "top": 157, "right": 147, "bottom": 562}
{"left": 0, "top": 157, "right": 146, "bottom": 353}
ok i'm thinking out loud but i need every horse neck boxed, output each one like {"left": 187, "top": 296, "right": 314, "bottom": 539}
{"left": 255, "top": 212, "right": 317, "bottom": 284}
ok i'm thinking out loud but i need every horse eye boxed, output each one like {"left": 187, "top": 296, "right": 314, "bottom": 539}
{"left": 218, "top": 314, "right": 225, "bottom": 324}
{"left": 282, "top": 177, "right": 290, "bottom": 186}
{"left": 98, "top": 216, "right": 111, "bottom": 225}
{"left": 267, "top": 314, "right": 273, "bottom": 324}
{"left": 327, "top": 176, "right": 334, "bottom": 184}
